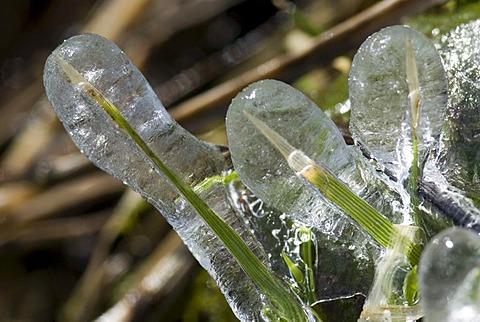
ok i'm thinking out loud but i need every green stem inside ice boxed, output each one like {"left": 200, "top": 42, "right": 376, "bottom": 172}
{"left": 299, "top": 227, "right": 317, "bottom": 304}
{"left": 193, "top": 171, "right": 239, "bottom": 194}
{"left": 282, "top": 226, "right": 320, "bottom": 316}
{"left": 56, "top": 55, "right": 310, "bottom": 322}
{"left": 405, "top": 35, "right": 422, "bottom": 230}
{"left": 244, "top": 110, "right": 420, "bottom": 266}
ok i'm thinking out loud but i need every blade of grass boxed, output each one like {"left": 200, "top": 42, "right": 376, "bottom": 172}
{"left": 406, "top": 36, "right": 421, "bottom": 132}
{"left": 282, "top": 252, "right": 305, "bottom": 285}
{"left": 244, "top": 110, "right": 420, "bottom": 265}
{"left": 405, "top": 35, "right": 423, "bottom": 232}
{"left": 56, "top": 55, "right": 310, "bottom": 322}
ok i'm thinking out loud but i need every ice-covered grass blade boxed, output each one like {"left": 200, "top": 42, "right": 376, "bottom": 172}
{"left": 404, "top": 265, "right": 420, "bottom": 306}
{"left": 244, "top": 111, "right": 420, "bottom": 265}
{"left": 405, "top": 35, "right": 423, "bottom": 230}
{"left": 55, "top": 55, "right": 309, "bottom": 322}
{"left": 281, "top": 226, "right": 318, "bottom": 305}
{"left": 349, "top": 25, "right": 447, "bottom": 181}
{"left": 406, "top": 35, "right": 421, "bottom": 132}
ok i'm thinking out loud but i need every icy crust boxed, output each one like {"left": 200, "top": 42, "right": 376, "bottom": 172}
{"left": 43, "top": 34, "right": 225, "bottom": 206}
{"left": 349, "top": 25, "right": 447, "bottom": 180}
{"left": 226, "top": 79, "right": 406, "bottom": 299}
{"left": 226, "top": 79, "right": 352, "bottom": 217}
{"left": 419, "top": 228, "right": 480, "bottom": 322}
{"left": 176, "top": 184, "right": 271, "bottom": 321}
{"left": 226, "top": 80, "right": 404, "bottom": 226}
{"left": 437, "top": 20, "right": 480, "bottom": 196}
{"left": 43, "top": 34, "right": 268, "bottom": 321}
{"left": 421, "top": 156, "right": 480, "bottom": 233}
{"left": 228, "top": 178, "right": 375, "bottom": 309}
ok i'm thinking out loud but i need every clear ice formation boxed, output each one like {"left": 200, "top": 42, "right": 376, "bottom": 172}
{"left": 43, "top": 34, "right": 271, "bottom": 321}
{"left": 419, "top": 227, "right": 480, "bottom": 322}
{"left": 348, "top": 25, "right": 473, "bottom": 235}
{"left": 43, "top": 20, "right": 480, "bottom": 321}
{"left": 417, "top": 20, "right": 480, "bottom": 232}
{"left": 226, "top": 79, "right": 407, "bottom": 301}
{"left": 349, "top": 26, "right": 447, "bottom": 181}
{"left": 437, "top": 20, "right": 480, "bottom": 197}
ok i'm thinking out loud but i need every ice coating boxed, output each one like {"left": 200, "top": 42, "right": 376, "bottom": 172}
{"left": 415, "top": 20, "right": 480, "bottom": 232}
{"left": 227, "top": 80, "right": 404, "bottom": 225}
{"left": 226, "top": 79, "right": 407, "bottom": 300}
{"left": 43, "top": 34, "right": 269, "bottom": 321}
{"left": 349, "top": 25, "right": 447, "bottom": 180}
{"left": 446, "top": 266, "right": 480, "bottom": 322}
{"left": 228, "top": 178, "right": 373, "bottom": 317}
{"left": 437, "top": 20, "right": 480, "bottom": 196}
{"left": 226, "top": 79, "right": 352, "bottom": 217}
{"left": 419, "top": 227, "right": 480, "bottom": 322}
{"left": 420, "top": 157, "right": 480, "bottom": 233}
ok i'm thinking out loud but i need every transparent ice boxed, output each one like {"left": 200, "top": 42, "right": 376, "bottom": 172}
{"left": 447, "top": 266, "right": 480, "bottom": 322}
{"left": 349, "top": 25, "right": 447, "bottom": 182}
{"left": 224, "top": 26, "right": 452, "bottom": 319}
{"left": 415, "top": 21, "right": 480, "bottom": 322}
{"left": 226, "top": 79, "right": 407, "bottom": 305}
{"left": 349, "top": 24, "right": 480, "bottom": 320}
{"left": 419, "top": 20, "right": 480, "bottom": 231}
{"left": 419, "top": 227, "right": 480, "bottom": 322}
{"left": 437, "top": 20, "right": 480, "bottom": 197}
{"left": 349, "top": 24, "right": 480, "bottom": 236}
{"left": 42, "top": 20, "right": 480, "bottom": 321}
{"left": 43, "top": 34, "right": 271, "bottom": 321}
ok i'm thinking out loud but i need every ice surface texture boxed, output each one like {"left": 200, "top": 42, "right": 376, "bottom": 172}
{"left": 226, "top": 79, "right": 408, "bottom": 302}
{"left": 438, "top": 20, "right": 480, "bottom": 196}
{"left": 348, "top": 23, "right": 480, "bottom": 235}
{"left": 43, "top": 34, "right": 270, "bottom": 321}
{"left": 349, "top": 25, "right": 447, "bottom": 180}
{"left": 226, "top": 79, "right": 352, "bottom": 222}
{"left": 42, "top": 20, "right": 480, "bottom": 321}
{"left": 419, "top": 228, "right": 480, "bottom": 322}
{"left": 226, "top": 80, "right": 403, "bottom": 228}
{"left": 418, "top": 20, "right": 480, "bottom": 231}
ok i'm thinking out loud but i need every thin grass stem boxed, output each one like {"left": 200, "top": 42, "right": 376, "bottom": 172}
{"left": 405, "top": 36, "right": 423, "bottom": 233}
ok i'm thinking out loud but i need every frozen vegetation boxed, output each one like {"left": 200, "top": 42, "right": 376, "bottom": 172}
{"left": 44, "top": 20, "right": 480, "bottom": 321}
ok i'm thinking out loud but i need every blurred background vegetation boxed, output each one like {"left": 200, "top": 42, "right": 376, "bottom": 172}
{"left": 0, "top": 0, "right": 479, "bottom": 321}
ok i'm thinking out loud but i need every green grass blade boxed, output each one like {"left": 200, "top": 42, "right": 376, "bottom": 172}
{"left": 56, "top": 55, "right": 310, "bottom": 322}
{"left": 244, "top": 111, "right": 420, "bottom": 265}
{"left": 405, "top": 36, "right": 429, "bottom": 241}
{"left": 282, "top": 252, "right": 305, "bottom": 285}
{"left": 403, "top": 265, "right": 420, "bottom": 306}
